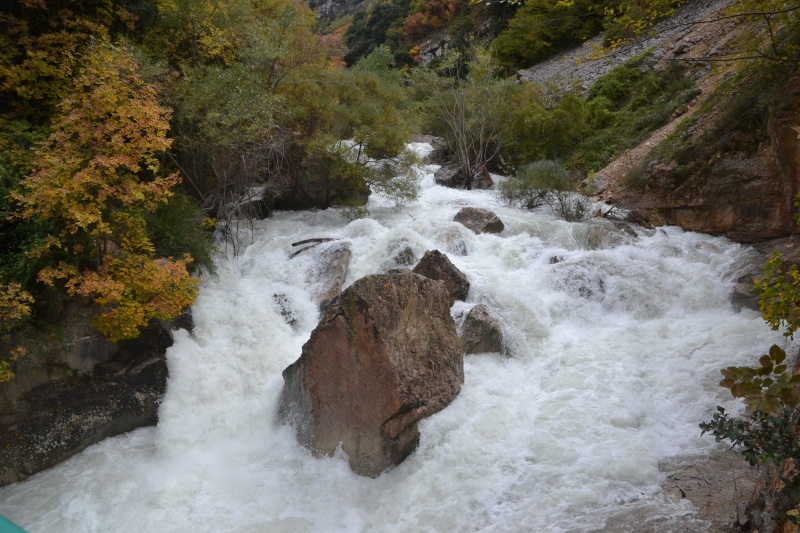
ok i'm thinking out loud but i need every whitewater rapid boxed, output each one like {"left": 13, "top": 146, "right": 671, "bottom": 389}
{"left": 0, "top": 145, "right": 788, "bottom": 532}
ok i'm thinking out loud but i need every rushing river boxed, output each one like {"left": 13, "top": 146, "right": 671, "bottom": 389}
{"left": 0, "top": 144, "right": 789, "bottom": 532}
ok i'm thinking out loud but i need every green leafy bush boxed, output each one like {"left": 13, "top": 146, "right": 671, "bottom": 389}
{"left": 145, "top": 193, "right": 216, "bottom": 274}
{"left": 502, "top": 87, "right": 588, "bottom": 167}
{"left": 500, "top": 160, "right": 587, "bottom": 221}
{"left": 567, "top": 60, "right": 696, "bottom": 174}
{"left": 754, "top": 251, "right": 800, "bottom": 339}
{"left": 493, "top": 0, "right": 611, "bottom": 73}
{"left": 344, "top": 0, "right": 411, "bottom": 66}
{"left": 701, "top": 343, "right": 800, "bottom": 523}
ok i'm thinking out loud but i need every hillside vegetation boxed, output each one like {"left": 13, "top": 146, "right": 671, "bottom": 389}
{"left": 1, "top": 0, "right": 798, "bottom": 373}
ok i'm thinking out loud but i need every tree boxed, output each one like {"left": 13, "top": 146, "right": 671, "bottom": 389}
{"left": 146, "top": 0, "right": 240, "bottom": 68}
{"left": 344, "top": 0, "right": 411, "bottom": 66}
{"left": 493, "top": 0, "right": 612, "bottom": 72}
{"left": 275, "top": 48, "right": 418, "bottom": 213}
{"left": 400, "top": 0, "right": 462, "bottom": 43}
{"left": 502, "top": 82, "right": 588, "bottom": 167}
{"left": 12, "top": 40, "right": 198, "bottom": 341}
{"left": 428, "top": 46, "right": 517, "bottom": 189}
{"left": 149, "top": 0, "right": 347, "bottom": 251}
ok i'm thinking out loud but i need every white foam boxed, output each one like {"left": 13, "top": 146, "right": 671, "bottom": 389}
{"left": 0, "top": 163, "right": 788, "bottom": 532}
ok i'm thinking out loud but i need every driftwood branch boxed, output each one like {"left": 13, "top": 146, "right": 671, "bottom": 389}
{"left": 291, "top": 238, "right": 334, "bottom": 247}
{"left": 289, "top": 238, "right": 335, "bottom": 259}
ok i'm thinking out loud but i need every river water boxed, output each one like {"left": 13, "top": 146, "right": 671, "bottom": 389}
{"left": 0, "top": 145, "right": 788, "bottom": 532}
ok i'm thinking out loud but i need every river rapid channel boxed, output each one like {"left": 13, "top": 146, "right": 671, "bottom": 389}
{"left": 0, "top": 144, "right": 789, "bottom": 532}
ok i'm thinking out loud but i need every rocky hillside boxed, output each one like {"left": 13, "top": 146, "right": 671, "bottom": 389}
{"left": 572, "top": 1, "right": 800, "bottom": 246}
{"left": 516, "top": 0, "right": 730, "bottom": 90}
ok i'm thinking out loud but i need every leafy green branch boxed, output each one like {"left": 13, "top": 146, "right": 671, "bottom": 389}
{"left": 719, "top": 344, "right": 800, "bottom": 414}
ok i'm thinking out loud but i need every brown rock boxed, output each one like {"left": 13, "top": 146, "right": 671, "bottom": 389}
{"left": 602, "top": 112, "right": 800, "bottom": 242}
{"left": 453, "top": 207, "right": 505, "bottom": 234}
{"left": 412, "top": 250, "right": 470, "bottom": 305}
{"left": 461, "top": 304, "right": 506, "bottom": 355}
{"left": 278, "top": 269, "right": 463, "bottom": 477}
{"left": 434, "top": 166, "right": 494, "bottom": 190}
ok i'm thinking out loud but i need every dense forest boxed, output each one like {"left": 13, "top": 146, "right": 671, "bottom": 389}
{"left": 0, "top": 0, "right": 798, "bottom": 380}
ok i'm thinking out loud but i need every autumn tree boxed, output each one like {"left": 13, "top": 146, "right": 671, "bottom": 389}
{"left": 13, "top": 40, "right": 198, "bottom": 341}
{"left": 401, "top": 0, "right": 462, "bottom": 43}
{"left": 0, "top": 282, "right": 33, "bottom": 382}
{"left": 149, "top": 0, "right": 356, "bottom": 250}
{"left": 148, "top": 0, "right": 418, "bottom": 245}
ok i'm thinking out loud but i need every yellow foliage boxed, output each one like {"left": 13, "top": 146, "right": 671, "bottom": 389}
{"left": 0, "top": 283, "right": 34, "bottom": 382}
{"left": 78, "top": 254, "right": 199, "bottom": 341}
{"left": 12, "top": 40, "right": 199, "bottom": 342}
{"left": 0, "top": 283, "right": 33, "bottom": 333}
{"left": 13, "top": 41, "right": 178, "bottom": 250}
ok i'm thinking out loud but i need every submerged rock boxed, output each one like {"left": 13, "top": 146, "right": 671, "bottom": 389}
{"left": 461, "top": 304, "right": 506, "bottom": 356}
{"left": 278, "top": 269, "right": 463, "bottom": 477}
{"left": 585, "top": 222, "right": 638, "bottom": 250}
{"left": 272, "top": 293, "right": 300, "bottom": 329}
{"left": 436, "top": 227, "right": 468, "bottom": 256}
{"left": 305, "top": 241, "right": 352, "bottom": 312}
{"left": 453, "top": 207, "right": 505, "bottom": 234}
{"left": 412, "top": 249, "right": 470, "bottom": 305}
{"left": 731, "top": 282, "right": 758, "bottom": 312}
{"left": 552, "top": 261, "right": 607, "bottom": 301}
{"left": 387, "top": 239, "right": 418, "bottom": 267}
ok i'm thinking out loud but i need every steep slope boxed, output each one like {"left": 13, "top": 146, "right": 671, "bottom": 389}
{"left": 513, "top": 0, "right": 798, "bottom": 245}
{"left": 584, "top": 5, "right": 800, "bottom": 244}
{"left": 516, "top": 0, "right": 732, "bottom": 90}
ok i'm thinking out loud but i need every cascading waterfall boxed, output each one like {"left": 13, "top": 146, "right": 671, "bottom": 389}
{"left": 0, "top": 144, "right": 789, "bottom": 532}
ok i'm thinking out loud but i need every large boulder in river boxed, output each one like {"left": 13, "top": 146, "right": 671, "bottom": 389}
{"left": 454, "top": 207, "right": 505, "bottom": 234}
{"left": 278, "top": 269, "right": 463, "bottom": 477}
{"left": 434, "top": 165, "right": 465, "bottom": 188}
{"left": 412, "top": 249, "right": 469, "bottom": 305}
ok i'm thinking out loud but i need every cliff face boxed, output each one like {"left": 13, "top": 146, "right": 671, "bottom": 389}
{"left": 587, "top": 8, "right": 800, "bottom": 244}
{"left": 604, "top": 110, "right": 800, "bottom": 242}
{"left": 510, "top": 0, "right": 799, "bottom": 245}
{"left": 306, "top": 0, "right": 365, "bottom": 19}
{"left": 0, "top": 308, "right": 185, "bottom": 486}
